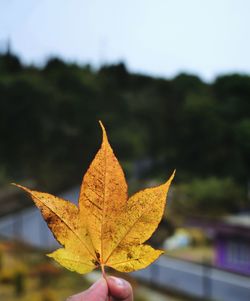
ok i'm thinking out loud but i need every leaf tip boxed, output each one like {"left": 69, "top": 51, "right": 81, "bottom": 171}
{"left": 98, "top": 120, "right": 108, "bottom": 143}
{"left": 164, "top": 169, "right": 176, "bottom": 186}
{"left": 11, "top": 183, "right": 32, "bottom": 195}
{"left": 98, "top": 120, "right": 104, "bottom": 129}
{"left": 46, "top": 252, "right": 53, "bottom": 258}
{"left": 154, "top": 248, "right": 165, "bottom": 261}
{"left": 171, "top": 169, "right": 176, "bottom": 179}
{"left": 11, "top": 182, "right": 24, "bottom": 190}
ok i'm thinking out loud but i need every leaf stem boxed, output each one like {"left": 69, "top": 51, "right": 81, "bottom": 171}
{"left": 101, "top": 265, "right": 111, "bottom": 301}
{"left": 101, "top": 264, "right": 107, "bottom": 280}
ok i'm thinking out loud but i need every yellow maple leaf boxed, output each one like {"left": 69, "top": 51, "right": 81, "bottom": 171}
{"left": 13, "top": 122, "right": 175, "bottom": 275}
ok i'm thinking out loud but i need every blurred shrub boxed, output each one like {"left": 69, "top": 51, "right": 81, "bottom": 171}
{"left": 170, "top": 177, "right": 245, "bottom": 217}
{"left": 14, "top": 271, "right": 25, "bottom": 296}
{"left": 0, "top": 53, "right": 249, "bottom": 207}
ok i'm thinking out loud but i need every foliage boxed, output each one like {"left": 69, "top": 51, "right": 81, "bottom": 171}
{"left": 0, "top": 52, "right": 250, "bottom": 213}
{"left": 14, "top": 123, "right": 174, "bottom": 274}
{"left": 170, "top": 177, "right": 245, "bottom": 217}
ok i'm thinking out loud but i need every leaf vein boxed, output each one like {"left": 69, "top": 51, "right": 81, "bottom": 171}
{"left": 29, "top": 191, "right": 96, "bottom": 260}
{"left": 105, "top": 199, "right": 158, "bottom": 264}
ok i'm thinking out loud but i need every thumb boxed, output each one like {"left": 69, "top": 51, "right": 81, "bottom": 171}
{"left": 67, "top": 278, "right": 108, "bottom": 301}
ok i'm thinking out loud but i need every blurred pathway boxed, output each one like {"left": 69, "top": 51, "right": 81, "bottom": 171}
{"left": 136, "top": 286, "right": 186, "bottom": 301}
{"left": 134, "top": 256, "right": 250, "bottom": 301}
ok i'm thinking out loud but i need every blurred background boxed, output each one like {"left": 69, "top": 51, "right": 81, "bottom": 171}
{"left": 0, "top": 1, "right": 249, "bottom": 300}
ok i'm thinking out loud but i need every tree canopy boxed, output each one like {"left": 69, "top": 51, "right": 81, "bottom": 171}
{"left": 0, "top": 52, "right": 249, "bottom": 214}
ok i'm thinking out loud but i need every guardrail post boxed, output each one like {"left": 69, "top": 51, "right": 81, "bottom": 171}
{"left": 202, "top": 259, "right": 212, "bottom": 300}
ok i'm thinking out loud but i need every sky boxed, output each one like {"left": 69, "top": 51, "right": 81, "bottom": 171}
{"left": 0, "top": 0, "right": 250, "bottom": 81}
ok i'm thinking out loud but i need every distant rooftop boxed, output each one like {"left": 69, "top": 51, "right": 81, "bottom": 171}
{"left": 224, "top": 214, "right": 250, "bottom": 228}
{"left": 186, "top": 214, "right": 250, "bottom": 239}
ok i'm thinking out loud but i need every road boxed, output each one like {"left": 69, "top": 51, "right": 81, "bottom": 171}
{"left": 133, "top": 255, "right": 250, "bottom": 301}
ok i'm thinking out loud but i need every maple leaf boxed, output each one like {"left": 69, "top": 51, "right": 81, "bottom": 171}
{"left": 13, "top": 122, "right": 175, "bottom": 275}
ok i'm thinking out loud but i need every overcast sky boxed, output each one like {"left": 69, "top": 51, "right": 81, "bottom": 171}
{"left": 1, "top": 0, "right": 250, "bottom": 81}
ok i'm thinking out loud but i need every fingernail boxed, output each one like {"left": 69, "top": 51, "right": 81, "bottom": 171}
{"left": 109, "top": 276, "right": 127, "bottom": 287}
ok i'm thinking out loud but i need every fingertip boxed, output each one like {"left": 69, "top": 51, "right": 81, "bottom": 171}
{"left": 68, "top": 278, "right": 108, "bottom": 301}
{"left": 89, "top": 277, "right": 107, "bottom": 291}
{"left": 107, "top": 276, "right": 133, "bottom": 300}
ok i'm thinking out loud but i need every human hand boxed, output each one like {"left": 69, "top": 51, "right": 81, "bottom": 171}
{"left": 67, "top": 276, "right": 133, "bottom": 301}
